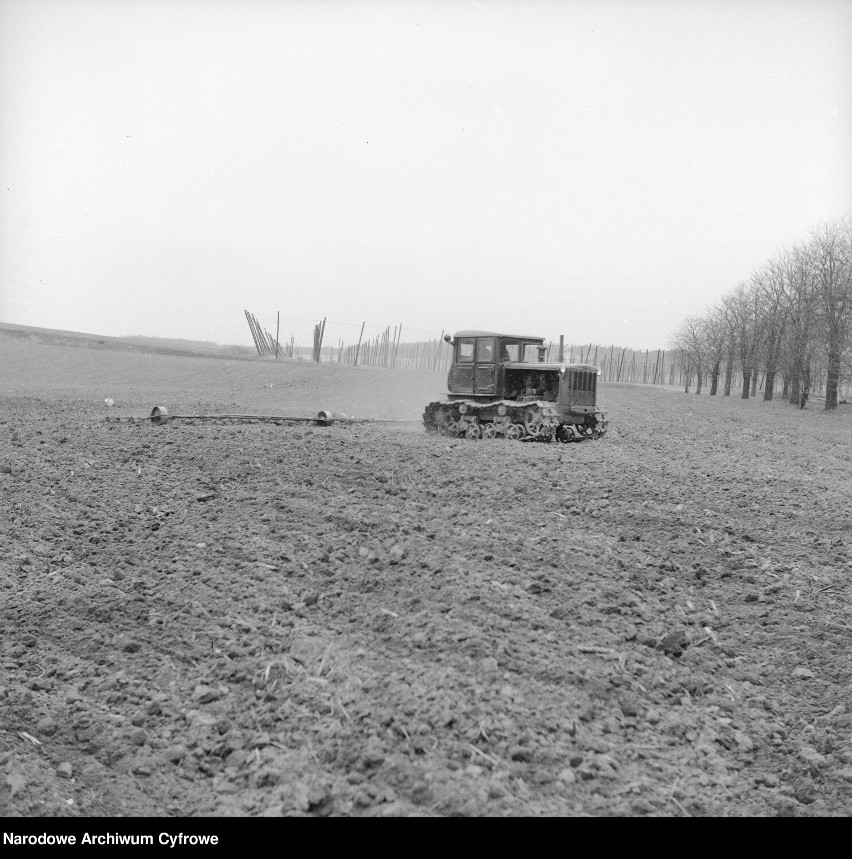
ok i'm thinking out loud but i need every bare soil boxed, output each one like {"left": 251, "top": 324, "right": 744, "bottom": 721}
{"left": 1, "top": 336, "right": 851, "bottom": 817}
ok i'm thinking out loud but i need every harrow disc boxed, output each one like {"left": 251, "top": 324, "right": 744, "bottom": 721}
{"left": 150, "top": 405, "right": 170, "bottom": 425}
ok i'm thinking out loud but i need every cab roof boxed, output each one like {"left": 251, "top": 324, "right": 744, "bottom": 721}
{"left": 453, "top": 330, "right": 543, "bottom": 341}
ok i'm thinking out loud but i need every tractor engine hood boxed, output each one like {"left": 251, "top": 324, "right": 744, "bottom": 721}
{"left": 504, "top": 362, "right": 600, "bottom": 373}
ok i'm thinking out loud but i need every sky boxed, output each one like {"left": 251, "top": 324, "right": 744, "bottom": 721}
{"left": 1, "top": 0, "right": 850, "bottom": 352}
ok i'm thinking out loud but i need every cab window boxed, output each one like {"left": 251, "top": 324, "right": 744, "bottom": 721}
{"left": 501, "top": 342, "right": 519, "bottom": 361}
{"left": 458, "top": 339, "right": 475, "bottom": 362}
{"left": 476, "top": 338, "right": 495, "bottom": 363}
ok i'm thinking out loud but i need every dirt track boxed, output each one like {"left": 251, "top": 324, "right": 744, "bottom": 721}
{"left": 1, "top": 338, "right": 851, "bottom": 816}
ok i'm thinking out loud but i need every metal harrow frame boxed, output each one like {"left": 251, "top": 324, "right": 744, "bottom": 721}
{"left": 103, "top": 406, "right": 418, "bottom": 428}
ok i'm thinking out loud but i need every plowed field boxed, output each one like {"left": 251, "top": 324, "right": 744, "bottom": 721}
{"left": 1, "top": 336, "right": 850, "bottom": 817}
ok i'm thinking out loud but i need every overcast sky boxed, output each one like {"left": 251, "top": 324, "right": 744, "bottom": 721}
{"left": 1, "top": 0, "right": 850, "bottom": 352}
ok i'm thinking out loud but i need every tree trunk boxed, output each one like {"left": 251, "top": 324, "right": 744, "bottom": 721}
{"left": 710, "top": 360, "right": 720, "bottom": 395}
{"left": 824, "top": 346, "right": 841, "bottom": 410}
{"left": 723, "top": 353, "right": 734, "bottom": 396}
{"left": 763, "top": 369, "right": 776, "bottom": 401}
{"left": 790, "top": 371, "right": 802, "bottom": 406}
{"left": 762, "top": 332, "right": 778, "bottom": 401}
{"left": 750, "top": 370, "right": 758, "bottom": 397}
{"left": 789, "top": 345, "right": 812, "bottom": 405}
{"left": 781, "top": 374, "right": 789, "bottom": 399}
{"left": 799, "top": 358, "right": 811, "bottom": 409}
{"left": 696, "top": 370, "right": 702, "bottom": 395}
{"left": 741, "top": 368, "right": 751, "bottom": 399}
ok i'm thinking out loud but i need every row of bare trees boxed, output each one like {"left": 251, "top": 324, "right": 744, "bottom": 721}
{"left": 671, "top": 218, "right": 852, "bottom": 410}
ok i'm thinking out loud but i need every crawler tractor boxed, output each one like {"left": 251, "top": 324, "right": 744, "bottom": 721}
{"left": 422, "top": 331, "right": 608, "bottom": 442}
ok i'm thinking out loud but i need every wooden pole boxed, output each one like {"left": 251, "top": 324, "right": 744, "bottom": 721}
{"left": 432, "top": 331, "right": 444, "bottom": 371}
{"left": 558, "top": 335, "right": 564, "bottom": 363}
{"left": 250, "top": 314, "right": 264, "bottom": 352}
{"left": 253, "top": 314, "right": 270, "bottom": 353}
{"left": 244, "top": 310, "right": 262, "bottom": 356}
{"left": 255, "top": 315, "right": 270, "bottom": 353}
{"left": 313, "top": 317, "right": 326, "bottom": 362}
{"left": 246, "top": 311, "right": 261, "bottom": 353}
{"left": 393, "top": 323, "right": 402, "bottom": 368}
{"left": 354, "top": 322, "right": 365, "bottom": 366}
{"left": 250, "top": 311, "right": 263, "bottom": 356}
{"left": 275, "top": 312, "right": 280, "bottom": 359}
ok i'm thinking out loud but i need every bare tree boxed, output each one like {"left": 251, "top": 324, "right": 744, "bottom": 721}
{"left": 808, "top": 219, "right": 852, "bottom": 410}
{"left": 753, "top": 257, "right": 789, "bottom": 401}
{"left": 716, "top": 294, "right": 739, "bottom": 396}
{"left": 700, "top": 306, "right": 728, "bottom": 395}
{"left": 779, "top": 243, "right": 818, "bottom": 407}
{"left": 727, "top": 282, "right": 763, "bottom": 399}
{"left": 671, "top": 316, "right": 706, "bottom": 394}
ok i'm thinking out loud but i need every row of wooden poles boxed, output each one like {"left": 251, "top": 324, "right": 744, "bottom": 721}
{"left": 248, "top": 311, "right": 798, "bottom": 389}
{"left": 245, "top": 310, "right": 327, "bottom": 363}
{"left": 244, "top": 311, "right": 450, "bottom": 370}
{"left": 338, "top": 324, "right": 450, "bottom": 371}
{"left": 244, "top": 310, "right": 289, "bottom": 358}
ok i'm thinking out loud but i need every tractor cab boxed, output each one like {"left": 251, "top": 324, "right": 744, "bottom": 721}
{"left": 444, "top": 331, "right": 547, "bottom": 399}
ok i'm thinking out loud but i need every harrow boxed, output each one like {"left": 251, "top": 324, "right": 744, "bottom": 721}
{"left": 103, "top": 405, "right": 416, "bottom": 428}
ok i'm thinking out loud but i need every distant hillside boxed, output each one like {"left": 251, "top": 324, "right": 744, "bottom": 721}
{"left": 0, "top": 322, "right": 255, "bottom": 360}
{"left": 120, "top": 334, "right": 255, "bottom": 358}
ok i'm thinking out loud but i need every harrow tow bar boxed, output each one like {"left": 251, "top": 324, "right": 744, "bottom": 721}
{"left": 148, "top": 406, "right": 335, "bottom": 426}
{"left": 101, "top": 406, "right": 421, "bottom": 427}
